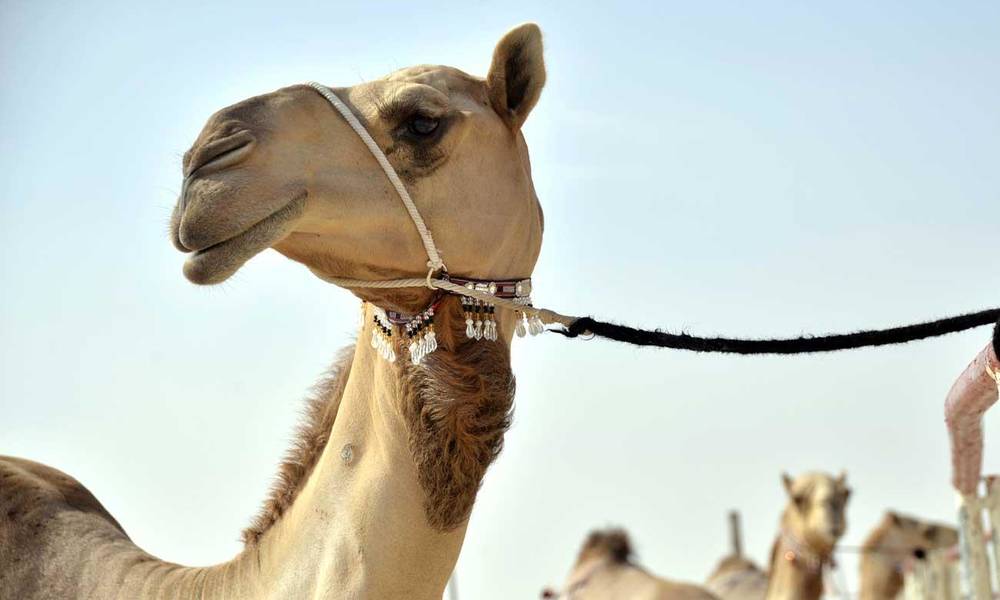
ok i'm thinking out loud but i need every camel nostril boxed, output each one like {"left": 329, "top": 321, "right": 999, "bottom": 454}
{"left": 184, "top": 130, "right": 256, "bottom": 178}
{"left": 913, "top": 548, "right": 927, "bottom": 560}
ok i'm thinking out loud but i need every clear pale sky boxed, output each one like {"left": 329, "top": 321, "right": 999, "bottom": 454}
{"left": 1, "top": 1, "right": 998, "bottom": 598}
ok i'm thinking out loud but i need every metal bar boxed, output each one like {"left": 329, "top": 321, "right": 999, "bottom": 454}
{"left": 946, "top": 344, "right": 1000, "bottom": 495}
{"left": 958, "top": 491, "right": 993, "bottom": 600}
{"left": 903, "top": 559, "right": 929, "bottom": 600}
{"left": 984, "top": 475, "right": 1000, "bottom": 592}
{"left": 728, "top": 510, "right": 743, "bottom": 558}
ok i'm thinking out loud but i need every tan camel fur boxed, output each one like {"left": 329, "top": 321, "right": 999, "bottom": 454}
{"left": 705, "top": 472, "right": 851, "bottom": 600}
{"left": 858, "top": 511, "right": 958, "bottom": 600}
{"left": 542, "top": 528, "right": 719, "bottom": 600}
{"left": 1, "top": 23, "right": 546, "bottom": 600}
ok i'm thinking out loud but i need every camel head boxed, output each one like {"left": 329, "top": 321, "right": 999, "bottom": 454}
{"left": 540, "top": 528, "right": 635, "bottom": 598}
{"left": 781, "top": 471, "right": 851, "bottom": 553}
{"left": 171, "top": 24, "right": 546, "bottom": 310}
{"left": 574, "top": 527, "right": 634, "bottom": 567}
{"left": 876, "top": 511, "right": 959, "bottom": 560}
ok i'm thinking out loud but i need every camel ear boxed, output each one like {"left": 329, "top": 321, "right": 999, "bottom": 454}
{"left": 781, "top": 472, "right": 794, "bottom": 494}
{"left": 487, "top": 23, "right": 546, "bottom": 131}
{"left": 837, "top": 470, "right": 848, "bottom": 486}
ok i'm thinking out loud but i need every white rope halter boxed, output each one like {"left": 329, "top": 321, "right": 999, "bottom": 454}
{"left": 305, "top": 81, "right": 576, "bottom": 328}
{"left": 306, "top": 82, "right": 444, "bottom": 273}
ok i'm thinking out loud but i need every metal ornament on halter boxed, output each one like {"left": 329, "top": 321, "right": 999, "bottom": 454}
{"left": 305, "top": 80, "right": 563, "bottom": 364}
{"left": 987, "top": 361, "right": 1000, "bottom": 392}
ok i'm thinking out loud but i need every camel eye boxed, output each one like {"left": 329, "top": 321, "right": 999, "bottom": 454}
{"left": 407, "top": 116, "right": 439, "bottom": 136}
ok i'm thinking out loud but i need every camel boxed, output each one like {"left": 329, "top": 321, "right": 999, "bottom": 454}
{"left": 705, "top": 471, "right": 851, "bottom": 600}
{"left": 1, "top": 23, "right": 547, "bottom": 600}
{"left": 542, "top": 528, "right": 720, "bottom": 600}
{"left": 857, "top": 511, "right": 958, "bottom": 600}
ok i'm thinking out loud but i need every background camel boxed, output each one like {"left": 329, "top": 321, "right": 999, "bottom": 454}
{"left": 1, "top": 23, "right": 547, "bottom": 600}
{"left": 858, "top": 511, "right": 958, "bottom": 600}
{"left": 705, "top": 472, "right": 850, "bottom": 600}
{"left": 543, "top": 528, "right": 719, "bottom": 599}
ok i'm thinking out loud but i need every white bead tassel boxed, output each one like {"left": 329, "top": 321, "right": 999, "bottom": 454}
{"left": 371, "top": 308, "right": 397, "bottom": 361}
{"left": 406, "top": 308, "right": 439, "bottom": 366}
{"left": 382, "top": 329, "right": 396, "bottom": 362}
{"left": 408, "top": 338, "right": 420, "bottom": 364}
{"left": 528, "top": 314, "right": 545, "bottom": 336}
{"left": 463, "top": 298, "right": 476, "bottom": 339}
{"left": 515, "top": 311, "right": 527, "bottom": 337}
{"left": 425, "top": 328, "right": 438, "bottom": 353}
{"left": 411, "top": 334, "right": 423, "bottom": 365}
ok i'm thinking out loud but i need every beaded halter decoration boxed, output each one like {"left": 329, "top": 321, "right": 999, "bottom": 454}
{"left": 305, "top": 82, "right": 565, "bottom": 365}
{"left": 368, "top": 277, "right": 543, "bottom": 364}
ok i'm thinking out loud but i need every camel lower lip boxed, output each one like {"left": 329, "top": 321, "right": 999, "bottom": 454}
{"left": 182, "top": 193, "right": 307, "bottom": 284}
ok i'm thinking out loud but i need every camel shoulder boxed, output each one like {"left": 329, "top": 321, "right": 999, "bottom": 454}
{"left": 707, "top": 555, "right": 764, "bottom": 580}
{"left": 704, "top": 555, "right": 767, "bottom": 599}
{"left": 659, "top": 580, "right": 722, "bottom": 600}
{"left": 0, "top": 456, "right": 124, "bottom": 532}
{"left": 0, "top": 455, "right": 128, "bottom": 563}
{"left": 1, "top": 456, "right": 136, "bottom": 599}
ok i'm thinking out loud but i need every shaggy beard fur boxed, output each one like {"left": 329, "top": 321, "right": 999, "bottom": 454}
{"left": 242, "top": 296, "right": 514, "bottom": 544}
{"left": 399, "top": 297, "right": 515, "bottom": 531}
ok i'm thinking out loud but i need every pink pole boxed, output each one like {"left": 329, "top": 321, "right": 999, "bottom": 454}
{"left": 946, "top": 343, "right": 1000, "bottom": 495}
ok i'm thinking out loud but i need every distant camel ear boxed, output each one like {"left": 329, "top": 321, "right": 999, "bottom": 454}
{"left": 837, "top": 470, "right": 848, "bottom": 486}
{"left": 781, "top": 472, "right": 794, "bottom": 495}
{"left": 487, "top": 23, "right": 546, "bottom": 131}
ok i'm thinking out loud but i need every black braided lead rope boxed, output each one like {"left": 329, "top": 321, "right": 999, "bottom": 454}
{"left": 551, "top": 308, "right": 1000, "bottom": 355}
{"left": 993, "top": 316, "right": 1000, "bottom": 359}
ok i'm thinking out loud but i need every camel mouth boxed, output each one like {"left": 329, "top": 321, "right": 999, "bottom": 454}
{"left": 183, "top": 192, "right": 308, "bottom": 285}
{"left": 185, "top": 130, "right": 256, "bottom": 179}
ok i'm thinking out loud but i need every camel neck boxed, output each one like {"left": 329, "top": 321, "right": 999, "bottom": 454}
{"left": 858, "top": 553, "right": 902, "bottom": 600}
{"left": 122, "top": 299, "right": 515, "bottom": 600}
{"left": 248, "top": 320, "right": 463, "bottom": 598}
{"left": 857, "top": 530, "right": 904, "bottom": 600}
{"left": 765, "top": 530, "right": 829, "bottom": 600}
